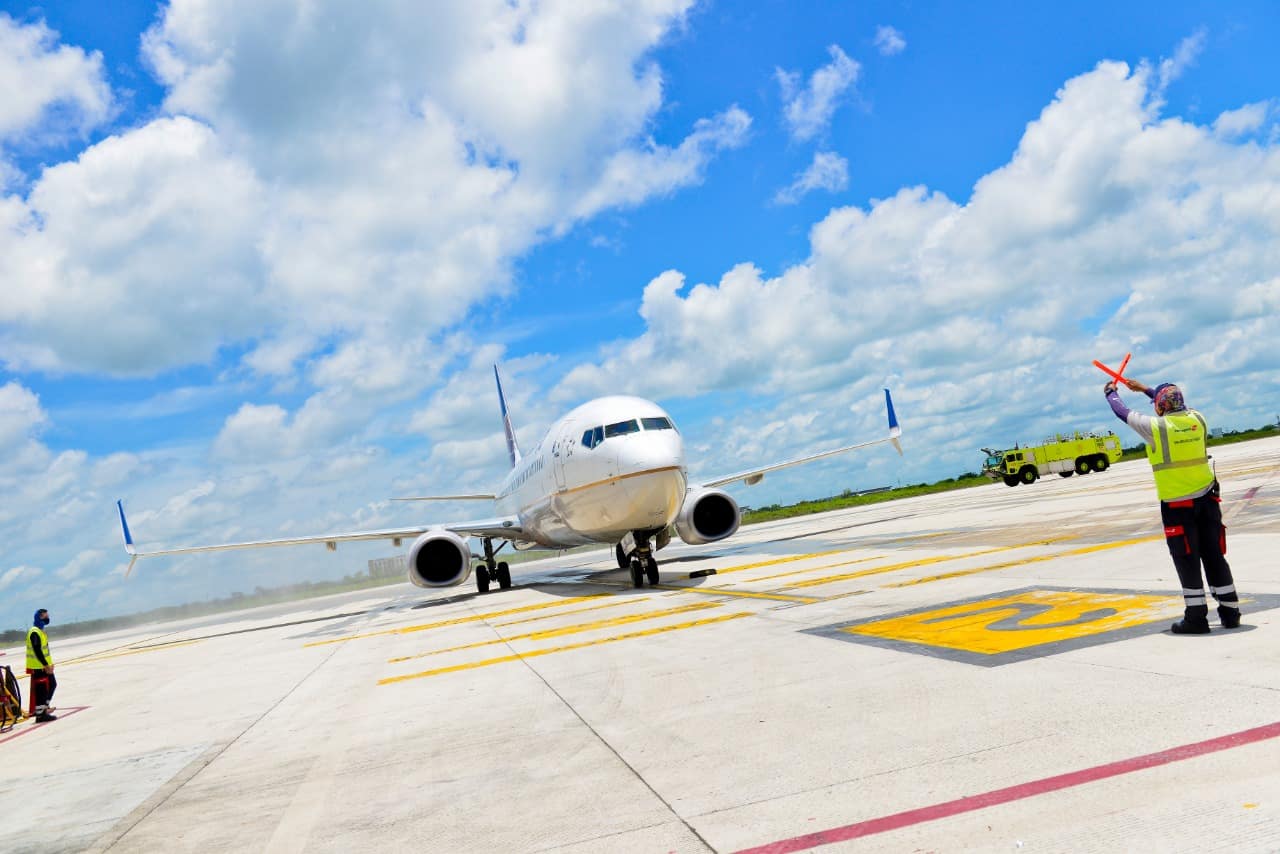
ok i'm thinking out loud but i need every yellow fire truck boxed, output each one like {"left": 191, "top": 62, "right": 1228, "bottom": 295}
{"left": 982, "top": 432, "right": 1124, "bottom": 487}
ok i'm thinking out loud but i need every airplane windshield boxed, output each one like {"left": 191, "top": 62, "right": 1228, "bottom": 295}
{"left": 604, "top": 419, "right": 640, "bottom": 438}
{"left": 641, "top": 417, "right": 673, "bottom": 431}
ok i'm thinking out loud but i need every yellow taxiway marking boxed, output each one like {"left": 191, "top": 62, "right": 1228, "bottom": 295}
{"left": 886, "top": 535, "right": 1161, "bottom": 587}
{"left": 10, "top": 640, "right": 204, "bottom": 681}
{"left": 750, "top": 554, "right": 883, "bottom": 583}
{"left": 651, "top": 584, "right": 819, "bottom": 603}
{"left": 492, "top": 597, "right": 651, "bottom": 627}
{"left": 387, "top": 602, "right": 720, "bottom": 662}
{"left": 304, "top": 595, "right": 610, "bottom": 647}
{"left": 581, "top": 580, "right": 818, "bottom": 603}
{"left": 709, "top": 548, "right": 852, "bottom": 576}
{"left": 786, "top": 536, "right": 1079, "bottom": 589}
{"left": 379, "top": 611, "right": 752, "bottom": 684}
{"left": 843, "top": 589, "right": 1180, "bottom": 655}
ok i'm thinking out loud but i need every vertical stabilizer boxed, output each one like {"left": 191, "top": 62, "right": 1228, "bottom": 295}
{"left": 495, "top": 365, "right": 522, "bottom": 469}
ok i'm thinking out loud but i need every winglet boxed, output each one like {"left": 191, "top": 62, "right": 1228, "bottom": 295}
{"left": 117, "top": 499, "right": 141, "bottom": 578}
{"left": 117, "top": 500, "right": 136, "bottom": 555}
{"left": 494, "top": 365, "right": 522, "bottom": 469}
{"left": 885, "top": 388, "right": 903, "bottom": 455}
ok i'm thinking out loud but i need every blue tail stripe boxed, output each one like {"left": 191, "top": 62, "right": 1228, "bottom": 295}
{"left": 884, "top": 388, "right": 899, "bottom": 430}
{"left": 494, "top": 365, "right": 521, "bottom": 469}
{"left": 116, "top": 499, "right": 134, "bottom": 547}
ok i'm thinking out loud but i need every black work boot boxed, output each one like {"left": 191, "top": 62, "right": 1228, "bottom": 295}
{"left": 1218, "top": 605, "right": 1242, "bottom": 629}
{"left": 1171, "top": 617, "right": 1211, "bottom": 634}
{"left": 35, "top": 712, "right": 57, "bottom": 723}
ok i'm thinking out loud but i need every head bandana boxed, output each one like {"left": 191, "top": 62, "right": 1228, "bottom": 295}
{"left": 33, "top": 609, "right": 50, "bottom": 628}
{"left": 1153, "top": 384, "right": 1185, "bottom": 415}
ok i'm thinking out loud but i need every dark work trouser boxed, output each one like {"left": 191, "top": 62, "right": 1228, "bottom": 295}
{"left": 30, "top": 669, "right": 56, "bottom": 714}
{"left": 1160, "top": 489, "right": 1239, "bottom": 623}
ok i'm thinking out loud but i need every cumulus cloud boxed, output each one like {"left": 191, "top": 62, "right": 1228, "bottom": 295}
{"left": 774, "top": 151, "right": 850, "bottom": 204}
{"left": 874, "top": 26, "right": 906, "bottom": 57}
{"left": 558, "top": 58, "right": 1280, "bottom": 488}
{"left": 0, "top": 15, "right": 111, "bottom": 144}
{"left": 1, "top": 0, "right": 744, "bottom": 383}
{"left": 1213, "top": 102, "right": 1270, "bottom": 138}
{"left": 0, "top": 381, "right": 47, "bottom": 449}
{"left": 777, "top": 45, "right": 860, "bottom": 142}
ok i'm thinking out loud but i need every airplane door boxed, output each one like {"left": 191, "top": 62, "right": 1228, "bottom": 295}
{"left": 553, "top": 428, "right": 571, "bottom": 491}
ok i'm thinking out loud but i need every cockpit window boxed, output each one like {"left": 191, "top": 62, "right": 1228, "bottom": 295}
{"left": 640, "top": 416, "right": 673, "bottom": 431}
{"left": 582, "top": 426, "right": 605, "bottom": 448}
{"left": 604, "top": 419, "right": 640, "bottom": 438}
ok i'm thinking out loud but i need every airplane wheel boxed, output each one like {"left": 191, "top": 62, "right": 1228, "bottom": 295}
{"left": 645, "top": 557, "right": 659, "bottom": 586}
{"left": 616, "top": 543, "right": 628, "bottom": 569}
{"left": 497, "top": 562, "right": 511, "bottom": 590}
{"left": 476, "top": 565, "right": 491, "bottom": 594}
{"left": 629, "top": 560, "right": 644, "bottom": 588}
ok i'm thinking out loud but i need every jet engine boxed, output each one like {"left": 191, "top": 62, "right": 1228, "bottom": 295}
{"left": 674, "top": 487, "right": 741, "bottom": 545}
{"left": 407, "top": 529, "right": 473, "bottom": 588}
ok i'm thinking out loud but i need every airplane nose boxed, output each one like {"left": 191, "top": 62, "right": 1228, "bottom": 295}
{"left": 615, "top": 431, "right": 684, "bottom": 475}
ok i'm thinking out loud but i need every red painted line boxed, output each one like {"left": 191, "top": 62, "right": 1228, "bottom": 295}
{"left": 736, "top": 719, "right": 1280, "bottom": 854}
{"left": 0, "top": 706, "right": 90, "bottom": 744}
{"left": 1243, "top": 486, "right": 1260, "bottom": 501}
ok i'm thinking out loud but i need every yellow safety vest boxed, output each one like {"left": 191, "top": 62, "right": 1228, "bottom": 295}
{"left": 1145, "top": 409, "right": 1215, "bottom": 501}
{"left": 26, "top": 626, "right": 51, "bottom": 671}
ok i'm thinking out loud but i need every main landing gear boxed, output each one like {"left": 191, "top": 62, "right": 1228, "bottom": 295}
{"left": 620, "top": 533, "right": 660, "bottom": 589}
{"left": 475, "top": 537, "right": 511, "bottom": 594}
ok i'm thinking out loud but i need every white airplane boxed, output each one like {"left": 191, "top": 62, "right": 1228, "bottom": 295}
{"left": 118, "top": 368, "right": 902, "bottom": 593}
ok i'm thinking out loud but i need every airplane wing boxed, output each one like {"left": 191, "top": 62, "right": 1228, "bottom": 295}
{"left": 390, "top": 494, "right": 496, "bottom": 501}
{"left": 698, "top": 388, "right": 902, "bottom": 489}
{"left": 116, "top": 500, "right": 522, "bottom": 577}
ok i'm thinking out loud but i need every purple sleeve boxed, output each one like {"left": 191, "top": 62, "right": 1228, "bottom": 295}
{"left": 1105, "top": 388, "right": 1131, "bottom": 422}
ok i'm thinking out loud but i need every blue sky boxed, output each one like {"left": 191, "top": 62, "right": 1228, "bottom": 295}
{"left": 2, "top": 1, "right": 1279, "bottom": 630}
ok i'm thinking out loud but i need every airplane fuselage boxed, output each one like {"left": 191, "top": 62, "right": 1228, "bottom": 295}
{"left": 494, "top": 395, "right": 688, "bottom": 547}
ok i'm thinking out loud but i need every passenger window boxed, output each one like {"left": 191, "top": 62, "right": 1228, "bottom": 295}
{"left": 640, "top": 417, "right": 673, "bottom": 431}
{"left": 604, "top": 419, "right": 640, "bottom": 438}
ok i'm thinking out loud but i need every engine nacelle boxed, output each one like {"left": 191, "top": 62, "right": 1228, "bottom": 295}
{"left": 674, "top": 487, "right": 741, "bottom": 545}
{"left": 407, "top": 529, "right": 473, "bottom": 588}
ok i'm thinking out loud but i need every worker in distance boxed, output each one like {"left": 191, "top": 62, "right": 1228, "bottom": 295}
{"left": 1104, "top": 378, "right": 1241, "bottom": 634}
{"left": 26, "top": 608, "right": 57, "bottom": 722}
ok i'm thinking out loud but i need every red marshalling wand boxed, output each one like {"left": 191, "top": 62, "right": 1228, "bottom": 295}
{"left": 1092, "top": 352, "right": 1131, "bottom": 385}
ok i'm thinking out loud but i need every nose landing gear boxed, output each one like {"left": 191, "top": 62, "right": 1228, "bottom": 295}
{"left": 620, "top": 532, "right": 661, "bottom": 588}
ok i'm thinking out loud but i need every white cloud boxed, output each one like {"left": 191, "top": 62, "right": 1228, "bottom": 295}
{"left": 1213, "top": 102, "right": 1270, "bottom": 138}
{"left": 774, "top": 151, "right": 849, "bottom": 204}
{"left": 557, "top": 59, "right": 1280, "bottom": 494}
{"left": 0, "top": 564, "right": 41, "bottom": 592}
{"left": 571, "top": 107, "right": 751, "bottom": 221}
{"left": 777, "top": 45, "right": 860, "bottom": 142}
{"left": 0, "top": 117, "right": 269, "bottom": 374}
{"left": 0, "top": 15, "right": 111, "bottom": 143}
{"left": 1, "top": 0, "right": 743, "bottom": 384}
{"left": 0, "top": 381, "right": 47, "bottom": 449}
{"left": 1156, "top": 29, "right": 1206, "bottom": 94}
{"left": 874, "top": 26, "right": 906, "bottom": 57}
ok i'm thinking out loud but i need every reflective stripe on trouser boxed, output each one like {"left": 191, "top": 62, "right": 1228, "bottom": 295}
{"left": 1160, "top": 493, "right": 1236, "bottom": 619}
